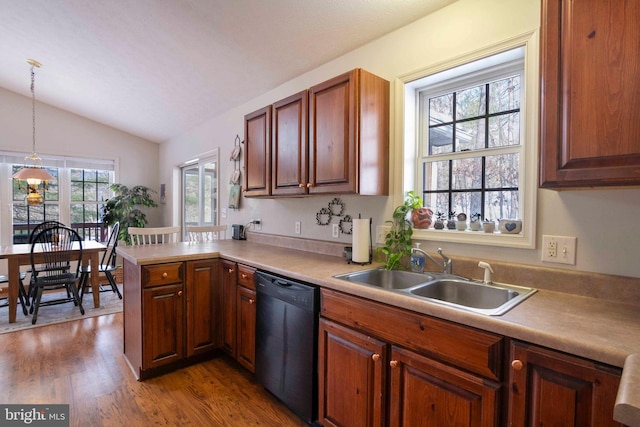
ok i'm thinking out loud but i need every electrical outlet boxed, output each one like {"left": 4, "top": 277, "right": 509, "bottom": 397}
{"left": 332, "top": 224, "right": 340, "bottom": 239}
{"left": 295, "top": 221, "right": 301, "bottom": 235}
{"left": 254, "top": 218, "right": 262, "bottom": 231}
{"left": 542, "top": 235, "right": 577, "bottom": 265}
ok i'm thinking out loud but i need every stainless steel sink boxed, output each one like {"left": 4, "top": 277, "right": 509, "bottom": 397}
{"left": 333, "top": 268, "right": 435, "bottom": 289}
{"left": 333, "top": 268, "right": 536, "bottom": 315}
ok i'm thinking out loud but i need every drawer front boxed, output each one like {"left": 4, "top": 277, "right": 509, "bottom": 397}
{"left": 143, "top": 262, "right": 183, "bottom": 287}
{"left": 321, "top": 288, "right": 504, "bottom": 381}
{"left": 237, "top": 264, "right": 256, "bottom": 290}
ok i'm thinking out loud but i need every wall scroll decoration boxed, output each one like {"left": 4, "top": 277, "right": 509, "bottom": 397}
{"left": 316, "top": 207, "right": 332, "bottom": 226}
{"left": 328, "top": 198, "right": 344, "bottom": 216}
{"left": 228, "top": 134, "right": 243, "bottom": 210}
{"left": 339, "top": 215, "right": 353, "bottom": 235}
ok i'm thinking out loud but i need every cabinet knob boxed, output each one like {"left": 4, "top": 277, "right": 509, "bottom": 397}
{"left": 390, "top": 360, "right": 398, "bottom": 368}
{"left": 511, "top": 359, "right": 523, "bottom": 371}
{"left": 298, "top": 183, "right": 305, "bottom": 188}
{"left": 162, "top": 272, "right": 168, "bottom": 278}
{"left": 249, "top": 299, "right": 255, "bottom": 304}
{"left": 177, "top": 290, "right": 183, "bottom": 297}
{"left": 306, "top": 183, "right": 312, "bottom": 188}
{"left": 371, "top": 353, "right": 380, "bottom": 362}
{"left": 241, "top": 273, "right": 248, "bottom": 279}
{"left": 228, "top": 268, "right": 234, "bottom": 273}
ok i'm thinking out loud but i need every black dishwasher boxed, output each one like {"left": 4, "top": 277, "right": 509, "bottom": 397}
{"left": 255, "top": 271, "right": 319, "bottom": 425}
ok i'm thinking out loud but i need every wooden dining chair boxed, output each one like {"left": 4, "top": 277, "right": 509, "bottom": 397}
{"left": 0, "top": 274, "right": 29, "bottom": 316}
{"left": 29, "top": 224, "right": 85, "bottom": 324}
{"left": 128, "top": 226, "right": 181, "bottom": 245}
{"left": 78, "top": 222, "right": 122, "bottom": 302}
{"left": 186, "top": 225, "right": 227, "bottom": 242}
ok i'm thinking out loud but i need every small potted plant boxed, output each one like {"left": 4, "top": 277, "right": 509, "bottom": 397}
{"left": 482, "top": 218, "right": 495, "bottom": 233}
{"left": 470, "top": 213, "right": 482, "bottom": 231}
{"left": 376, "top": 191, "right": 421, "bottom": 270}
{"left": 447, "top": 211, "right": 457, "bottom": 230}
{"left": 455, "top": 212, "right": 467, "bottom": 231}
{"left": 433, "top": 211, "right": 446, "bottom": 229}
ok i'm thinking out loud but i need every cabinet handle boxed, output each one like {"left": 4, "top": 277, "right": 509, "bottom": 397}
{"left": 306, "top": 183, "right": 312, "bottom": 188}
{"left": 298, "top": 183, "right": 305, "bottom": 188}
{"left": 511, "top": 359, "right": 523, "bottom": 371}
{"left": 228, "top": 268, "right": 235, "bottom": 273}
{"left": 249, "top": 299, "right": 255, "bottom": 304}
{"left": 241, "top": 273, "right": 248, "bottom": 279}
{"left": 162, "top": 272, "right": 168, "bottom": 278}
{"left": 177, "top": 290, "right": 183, "bottom": 297}
{"left": 371, "top": 353, "right": 380, "bottom": 362}
{"left": 389, "top": 360, "right": 398, "bottom": 368}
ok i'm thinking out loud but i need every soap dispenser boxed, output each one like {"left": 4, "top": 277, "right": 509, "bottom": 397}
{"left": 410, "top": 243, "right": 425, "bottom": 273}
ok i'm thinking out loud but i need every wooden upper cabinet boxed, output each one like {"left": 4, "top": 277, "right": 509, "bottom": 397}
{"left": 244, "top": 105, "right": 271, "bottom": 196}
{"left": 539, "top": 0, "right": 640, "bottom": 188}
{"left": 272, "top": 90, "right": 308, "bottom": 196}
{"left": 309, "top": 68, "right": 389, "bottom": 195}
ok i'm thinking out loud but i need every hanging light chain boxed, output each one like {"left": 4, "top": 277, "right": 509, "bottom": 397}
{"left": 31, "top": 64, "right": 36, "bottom": 156}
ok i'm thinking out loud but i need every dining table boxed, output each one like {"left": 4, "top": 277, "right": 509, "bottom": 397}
{"left": 0, "top": 240, "right": 106, "bottom": 323}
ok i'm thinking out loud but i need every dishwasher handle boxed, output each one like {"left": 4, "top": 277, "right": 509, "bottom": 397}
{"left": 273, "top": 279, "right": 292, "bottom": 287}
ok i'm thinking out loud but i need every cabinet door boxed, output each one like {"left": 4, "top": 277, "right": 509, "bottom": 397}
{"left": 508, "top": 341, "right": 623, "bottom": 426}
{"left": 244, "top": 105, "right": 271, "bottom": 196}
{"left": 221, "top": 260, "right": 237, "bottom": 357}
{"left": 539, "top": 0, "right": 640, "bottom": 187}
{"left": 236, "top": 285, "right": 256, "bottom": 372}
{"left": 272, "top": 90, "right": 308, "bottom": 196}
{"left": 389, "top": 346, "right": 500, "bottom": 427}
{"left": 318, "top": 318, "right": 386, "bottom": 427}
{"left": 309, "top": 70, "right": 357, "bottom": 194}
{"left": 142, "top": 284, "right": 184, "bottom": 369}
{"left": 185, "top": 259, "right": 219, "bottom": 357}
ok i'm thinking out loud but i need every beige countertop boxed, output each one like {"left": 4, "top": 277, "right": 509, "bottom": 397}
{"left": 118, "top": 239, "right": 640, "bottom": 425}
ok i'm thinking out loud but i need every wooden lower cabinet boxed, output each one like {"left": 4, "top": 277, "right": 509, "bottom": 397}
{"left": 319, "top": 289, "right": 503, "bottom": 427}
{"left": 221, "top": 260, "right": 257, "bottom": 372}
{"left": 221, "top": 260, "right": 237, "bottom": 356}
{"left": 236, "top": 284, "right": 256, "bottom": 372}
{"left": 142, "top": 283, "right": 184, "bottom": 369}
{"left": 124, "top": 258, "right": 220, "bottom": 380}
{"left": 318, "top": 319, "right": 387, "bottom": 427}
{"left": 508, "top": 341, "right": 623, "bottom": 426}
{"left": 389, "top": 346, "right": 500, "bottom": 427}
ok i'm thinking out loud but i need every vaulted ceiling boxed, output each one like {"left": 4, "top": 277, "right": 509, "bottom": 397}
{"left": 0, "top": 0, "right": 455, "bottom": 143}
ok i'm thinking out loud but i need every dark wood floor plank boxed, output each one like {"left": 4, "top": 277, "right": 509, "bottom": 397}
{"left": 0, "top": 313, "right": 306, "bottom": 427}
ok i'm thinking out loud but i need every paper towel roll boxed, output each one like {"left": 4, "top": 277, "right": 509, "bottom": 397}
{"left": 352, "top": 218, "right": 371, "bottom": 263}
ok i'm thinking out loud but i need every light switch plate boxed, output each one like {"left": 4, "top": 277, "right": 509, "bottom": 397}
{"left": 541, "top": 235, "right": 577, "bottom": 265}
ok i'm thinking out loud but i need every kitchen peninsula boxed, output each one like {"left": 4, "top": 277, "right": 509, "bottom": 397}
{"left": 118, "top": 238, "right": 640, "bottom": 426}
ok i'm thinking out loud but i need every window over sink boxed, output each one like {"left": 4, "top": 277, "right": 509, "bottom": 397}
{"left": 397, "top": 32, "right": 538, "bottom": 248}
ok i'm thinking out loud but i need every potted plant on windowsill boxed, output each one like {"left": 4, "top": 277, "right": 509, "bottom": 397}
{"left": 376, "top": 191, "right": 421, "bottom": 270}
{"left": 102, "top": 184, "right": 158, "bottom": 245}
{"left": 470, "top": 213, "right": 482, "bottom": 231}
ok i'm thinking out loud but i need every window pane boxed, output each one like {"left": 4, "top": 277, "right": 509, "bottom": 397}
{"left": 489, "top": 113, "right": 519, "bottom": 147}
{"left": 452, "top": 192, "right": 482, "bottom": 220}
{"left": 424, "top": 160, "right": 449, "bottom": 191}
{"left": 485, "top": 190, "right": 519, "bottom": 221}
{"left": 71, "top": 182, "right": 84, "bottom": 201}
{"left": 429, "top": 125, "right": 453, "bottom": 154}
{"left": 456, "top": 119, "right": 485, "bottom": 151}
{"left": 184, "top": 169, "right": 199, "bottom": 225}
{"left": 452, "top": 157, "right": 482, "bottom": 190}
{"left": 456, "top": 85, "right": 486, "bottom": 120}
{"left": 485, "top": 153, "right": 519, "bottom": 188}
{"left": 84, "top": 182, "right": 98, "bottom": 202}
{"left": 489, "top": 75, "right": 520, "bottom": 114}
{"left": 429, "top": 94, "right": 453, "bottom": 124}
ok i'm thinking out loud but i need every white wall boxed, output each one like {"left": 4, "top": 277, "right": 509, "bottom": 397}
{"left": 0, "top": 86, "right": 161, "bottom": 228}
{"left": 160, "top": 0, "right": 640, "bottom": 279}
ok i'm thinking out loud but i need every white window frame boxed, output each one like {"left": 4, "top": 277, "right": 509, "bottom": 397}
{"left": 0, "top": 151, "right": 116, "bottom": 246}
{"left": 180, "top": 149, "right": 219, "bottom": 240}
{"left": 394, "top": 31, "right": 539, "bottom": 249}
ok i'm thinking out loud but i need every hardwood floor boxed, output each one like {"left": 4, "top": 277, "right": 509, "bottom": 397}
{"left": 0, "top": 313, "right": 307, "bottom": 426}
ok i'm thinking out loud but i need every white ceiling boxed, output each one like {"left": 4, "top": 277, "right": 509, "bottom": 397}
{"left": 0, "top": 0, "right": 455, "bottom": 143}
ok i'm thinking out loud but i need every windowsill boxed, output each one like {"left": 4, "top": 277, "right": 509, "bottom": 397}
{"left": 378, "top": 225, "right": 534, "bottom": 249}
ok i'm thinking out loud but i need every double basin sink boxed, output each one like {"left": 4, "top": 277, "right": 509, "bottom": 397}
{"left": 333, "top": 268, "right": 537, "bottom": 316}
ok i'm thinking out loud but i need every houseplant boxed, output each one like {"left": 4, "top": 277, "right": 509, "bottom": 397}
{"left": 376, "top": 191, "right": 421, "bottom": 270}
{"left": 470, "top": 213, "right": 482, "bottom": 231}
{"left": 102, "top": 184, "right": 158, "bottom": 244}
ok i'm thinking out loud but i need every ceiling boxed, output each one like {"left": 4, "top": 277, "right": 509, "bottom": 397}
{"left": 0, "top": 0, "right": 455, "bottom": 143}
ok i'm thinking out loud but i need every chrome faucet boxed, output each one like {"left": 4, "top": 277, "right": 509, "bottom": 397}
{"left": 410, "top": 247, "right": 452, "bottom": 274}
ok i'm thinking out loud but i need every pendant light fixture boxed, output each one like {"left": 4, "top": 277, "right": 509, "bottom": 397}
{"left": 12, "top": 59, "right": 55, "bottom": 206}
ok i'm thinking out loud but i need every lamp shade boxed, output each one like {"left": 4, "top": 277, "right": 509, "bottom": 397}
{"left": 12, "top": 166, "right": 55, "bottom": 183}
